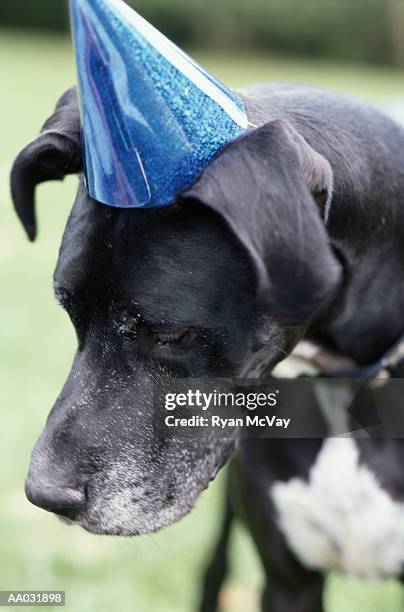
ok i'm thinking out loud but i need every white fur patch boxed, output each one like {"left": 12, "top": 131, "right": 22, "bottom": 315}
{"left": 271, "top": 438, "right": 404, "bottom": 578}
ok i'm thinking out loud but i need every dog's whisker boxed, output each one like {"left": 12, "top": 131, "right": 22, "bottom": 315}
{"left": 270, "top": 344, "right": 289, "bottom": 357}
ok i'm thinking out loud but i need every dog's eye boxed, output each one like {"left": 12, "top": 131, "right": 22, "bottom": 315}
{"left": 155, "top": 328, "right": 191, "bottom": 347}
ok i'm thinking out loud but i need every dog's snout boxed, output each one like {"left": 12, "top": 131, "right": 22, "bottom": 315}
{"left": 25, "top": 477, "right": 86, "bottom": 520}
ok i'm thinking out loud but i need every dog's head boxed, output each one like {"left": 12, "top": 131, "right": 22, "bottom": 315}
{"left": 11, "top": 88, "right": 341, "bottom": 535}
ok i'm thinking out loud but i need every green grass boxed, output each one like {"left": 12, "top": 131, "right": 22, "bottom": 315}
{"left": 1, "top": 29, "right": 404, "bottom": 612}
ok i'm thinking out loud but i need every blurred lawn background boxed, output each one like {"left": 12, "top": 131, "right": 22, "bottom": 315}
{"left": 1, "top": 1, "right": 404, "bottom": 611}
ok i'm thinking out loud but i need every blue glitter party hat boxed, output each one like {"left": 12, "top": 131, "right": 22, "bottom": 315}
{"left": 69, "top": 0, "right": 249, "bottom": 208}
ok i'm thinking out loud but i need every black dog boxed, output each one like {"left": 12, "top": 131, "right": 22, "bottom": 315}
{"left": 11, "top": 84, "right": 404, "bottom": 609}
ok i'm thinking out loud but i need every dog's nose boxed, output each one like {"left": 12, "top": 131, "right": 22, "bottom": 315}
{"left": 25, "top": 478, "right": 86, "bottom": 520}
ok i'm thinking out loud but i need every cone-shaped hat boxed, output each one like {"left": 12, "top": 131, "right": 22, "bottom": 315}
{"left": 69, "top": 0, "right": 248, "bottom": 208}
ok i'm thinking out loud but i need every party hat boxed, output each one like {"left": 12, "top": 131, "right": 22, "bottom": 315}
{"left": 69, "top": 0, "right": 248, "bottom": 208}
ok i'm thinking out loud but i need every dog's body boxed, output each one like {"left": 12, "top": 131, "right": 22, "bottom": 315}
{"left": 198, "top": 84, "right": 404, "bottom": 612}
{"left": 11, "top": 82, "right": 404, "bottom": 610}
{"left": 241, "top": 84, "right": 404, "bottom": 611}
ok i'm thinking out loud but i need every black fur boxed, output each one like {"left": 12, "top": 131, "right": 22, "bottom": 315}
{"left": 11, "top": 83, "right": 404, "bottom": 608}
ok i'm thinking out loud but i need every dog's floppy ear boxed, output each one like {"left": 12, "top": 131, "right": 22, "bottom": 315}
{"left": 179, "top": 119, "right": 341, "bottom": 325}
{"left": 11, "top": 87, "right": 82, "bottom": 241}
